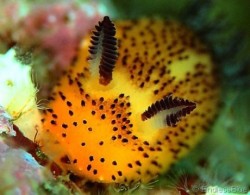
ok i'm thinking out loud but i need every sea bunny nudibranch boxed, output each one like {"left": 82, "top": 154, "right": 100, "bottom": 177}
{"left": 37, "top": 16, "right": 220, "bottom": 185}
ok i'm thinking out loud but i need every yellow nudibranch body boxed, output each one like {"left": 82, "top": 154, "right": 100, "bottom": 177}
{"left": 38, "top": 17, "right": 219, "bottom": 184}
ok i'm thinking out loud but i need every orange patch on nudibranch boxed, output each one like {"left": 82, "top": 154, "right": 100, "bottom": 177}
{"left": 37, "top": 17, "right": 219, "bottom": 184}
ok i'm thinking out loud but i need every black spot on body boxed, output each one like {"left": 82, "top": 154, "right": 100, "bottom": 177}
{"left": 66, "top": 101, "right": 72, "bottom": 107}
{"left": 81, "top": 100, "right": 85, "bottom": 106}
{"left": 136, "top": 161, "right": 142, "bottom": 166}
{"left": 118, "top": 171, "right": 122, "bottom": 176}
{"left": 93, "top": 169, "right": 98, "bottom": 175}
{"left": 112, "top": 175, "right": 116, "bottom": 181}
{"left": 89, "top": 156, "right": 94, "bottom": 161}
{"left": 60, "top": 155, "right": 70, "bottom": 164}
{"left": 87, "top": 164, "right": 91, "bottom": 171}
{"left": 69, "top": 110, "right": 74, "bottom": 116}
{"left": 62, "top": 123, "right": 68, "bottom": 129}
{"left": 50, "top": 120, "right": 56, "bottom": 125}
{"left": 52, "top": 114, "right": 58, "bottom": 119}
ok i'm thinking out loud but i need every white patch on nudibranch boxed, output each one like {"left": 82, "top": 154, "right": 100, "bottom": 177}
{"left": 0, "top": 49, "right": 42, "bottom": 139}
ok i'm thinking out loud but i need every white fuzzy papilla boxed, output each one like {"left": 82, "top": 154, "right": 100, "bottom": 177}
{"left": 0, "top": 49, "right": 42, "bottom": 139}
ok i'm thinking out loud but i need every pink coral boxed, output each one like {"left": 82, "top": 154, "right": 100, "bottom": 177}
{"left": 15, "top": 2, "right": 103, "bottom": 69}
{"left": 0, "top": 139, "right": 45, "bottom": 194}
{"left": 0, "top": 106, "right": 15, "bottom": 136}
{"left": 0, "top": 1, "right": 20, "bottom": 30}
{"left": 0, "top": 106, "right": 45, "bottom": 193}
{"left": 0, "top": 1, "right": 21, "bottom": 51}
